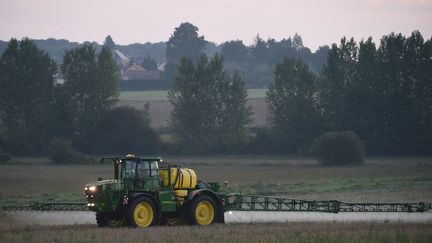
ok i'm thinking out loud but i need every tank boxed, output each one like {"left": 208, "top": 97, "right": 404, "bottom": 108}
{"left": 160, "top": 167, "right": 197, "bottom": 189}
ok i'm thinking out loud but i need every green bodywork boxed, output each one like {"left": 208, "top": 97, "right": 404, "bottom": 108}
{"left": 84, "top": 156, "right": 221, "bottom": 214}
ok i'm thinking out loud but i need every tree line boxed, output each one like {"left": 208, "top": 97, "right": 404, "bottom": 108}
{"left": 0, "top": 38, "right": 159, "bottom": 156}
{"left": 266, "top": 31, "right": 432, "bottom": 155}
{"left": 162, "top": 23, "right": 328, "bottom": 88}
{"left": 0, "top": 22, "right": 329, "bottom": 89}
{"left": 167, "top": 29, "right": 432, "bottom": 155}
{"left": 1, "top": 28, "right": 431, "bottom": 157}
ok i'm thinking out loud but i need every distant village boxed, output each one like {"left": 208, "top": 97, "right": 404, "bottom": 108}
{"left": 54, "top": 48, "right": 164, "bottom": 84}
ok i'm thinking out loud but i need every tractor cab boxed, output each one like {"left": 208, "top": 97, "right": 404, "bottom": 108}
{"left": 118, "top": 155, "right": 161, "bottom": 189}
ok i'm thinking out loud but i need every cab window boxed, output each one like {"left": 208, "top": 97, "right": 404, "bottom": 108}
{"left": 149, "top": 161, "right": 159, "bottom": 176}
{"left": 122, "top": 160, "right": 136, "bottom": 179}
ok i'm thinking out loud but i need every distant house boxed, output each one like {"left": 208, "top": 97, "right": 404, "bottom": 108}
{"left": 122, "top": 64, "right": 161, "bottom": 80}
{"left": 113, "top": 50, "right": 130, "bottom": 68}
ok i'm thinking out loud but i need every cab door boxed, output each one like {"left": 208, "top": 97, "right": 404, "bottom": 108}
{"left": 136, "top": 160, "right": 161, "bottom": 190}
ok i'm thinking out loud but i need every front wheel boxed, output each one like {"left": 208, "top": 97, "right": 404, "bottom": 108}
{"left": 128, "top": 196, "right": 158, "bottom": 227}
{"left": 96, "top": 212, "right": 125, "bottom": 227}
{"left": 188, "top": 195, "right": 217, "bottom": 225}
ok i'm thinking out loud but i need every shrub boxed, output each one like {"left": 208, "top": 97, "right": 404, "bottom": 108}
{"left": 310, "top": 131, "right": 365, "bottom": 166}
{"left": 0, "top": 153, "right": 12, "bottom": 163}
{"left": 48, "top": 138, "right": 95, "bottom": 164}
{"left": 78, "top": 106, "right": 160, "bottom": 154}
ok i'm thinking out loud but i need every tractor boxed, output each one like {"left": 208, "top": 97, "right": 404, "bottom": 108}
{"left": 85, "top": 154, "right": 225, "bottom": 227}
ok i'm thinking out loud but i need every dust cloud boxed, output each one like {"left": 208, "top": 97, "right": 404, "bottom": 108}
{"left": 5, "top": 211, "right": 432, "bottom": 226}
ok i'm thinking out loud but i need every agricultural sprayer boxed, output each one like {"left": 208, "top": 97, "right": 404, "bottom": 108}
{"left": 2, "top": 155, "right": 431, "bottom": 227}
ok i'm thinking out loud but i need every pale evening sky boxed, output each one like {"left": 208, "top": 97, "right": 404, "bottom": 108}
{"left": 0, "top": 0, "right": 431, "bottom": 51}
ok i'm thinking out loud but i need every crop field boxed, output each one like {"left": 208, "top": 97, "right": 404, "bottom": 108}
{"left": 118, "top": 89, "right": 268, "bottom": 128}
{"left": 0, "top": 219, "right": 431, "bottom": 243}
{"left": 0, "top": 156, "right": 431, "bottom": 242}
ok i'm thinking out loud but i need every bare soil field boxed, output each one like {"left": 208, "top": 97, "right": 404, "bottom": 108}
{"left": 0, "top": 214, "right": 431, "bottom": 243}
{"left": 117, "top": 98, "right": 267, "bottom": 128}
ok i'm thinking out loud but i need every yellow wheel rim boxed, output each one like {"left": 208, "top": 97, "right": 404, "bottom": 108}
{"left": 194, "top": 201, "right": 214, "bottom": 225}
{"left": 133, "top": 202, "right": 154, "bottom": 227}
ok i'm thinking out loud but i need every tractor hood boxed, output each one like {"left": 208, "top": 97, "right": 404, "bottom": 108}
{"left": 85, "top": 179, "right": 118, "bottom": 188}
{"left": 84, "top": 179, "right": 120, "bottom": 196}
{"left": 84, "top": 179, "right": 123, "bottom": 212}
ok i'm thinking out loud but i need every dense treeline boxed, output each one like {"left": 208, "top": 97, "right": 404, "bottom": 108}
{"left": 266, "top": 31, "right": 432, "bottom": 155}
{"left": 0, "top": 38, "right": 158, "bottom": 156}
{"left": 0, "top": 23, "right": 329, "bottom": 88}
{"left": 1, "top": 27, "right": 431, "bottom": 157}
{"left": 221, "top": 34, "right": 329, "bottom": 87}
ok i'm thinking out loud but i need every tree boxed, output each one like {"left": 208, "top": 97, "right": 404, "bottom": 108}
{"left": 142, "top": 55, "right": 158, "bottom": 70}
{"left": 292, "top": 33, "right": 304, "bottom": 50}
{"left": 0, "top": 38, "right": 56, "bottom": 154}
{"left": 97, "top": 46, "right": 120, "bottom": 107}
{"left": 310, "top": 45, "right": 330, "bottom": 73}
{"left": 266, "top": 59, "right": 322, "bottom": 153}
{"left": 250, "top": 34, "right": 268, "bottom": 63}
{"left": 81, "top": 106, "right": 160, "bottom": 154}
{"left": 168, "top": 53, "right": 252, "bottom": 153}
{"left": 221, "top": 40, "right": 249, "bottom": 63}
{"left": 60, "top": 44, "right": 119, "bottom": 140}
{"left": 166, "top": 22, "right": 206, "bottom": 62}
{"left": 164, "top": 22, "right": 206, "bottom": 81}
{"left": 416, "top": 34, "right": 432, "bottom": 153}
{"left": 104, "top": 35, "right": 116, "bottom": 50}
{"left": 223, "top": 71, "right": 253, "bottom": 147}
{"left": 318, "top": 37, "right": 358, "bottom": 130}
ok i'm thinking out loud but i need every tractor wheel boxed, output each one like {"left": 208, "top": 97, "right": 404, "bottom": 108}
{"left": 128, "top": 196, "right": 158, "bottom": 227}
{"left": 187, "top": 195, "right": 217, "bottom": 226}
{"left": 96, "top": 212, "right": 125, "bottom": 228}
{"left": 96, "top": 212, "right": 108, "bottom": 227}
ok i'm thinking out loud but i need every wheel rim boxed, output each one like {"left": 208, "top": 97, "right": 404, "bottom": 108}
{"left": 133, "top": 202, "right": 154, "bottom": 227}
{"left": 194, "top": 201, "right": 214, "bottom": 225}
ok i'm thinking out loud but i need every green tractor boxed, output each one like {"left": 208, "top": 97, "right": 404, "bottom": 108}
{"left": 84, "top": 154, "right": 225, "bottom": 227}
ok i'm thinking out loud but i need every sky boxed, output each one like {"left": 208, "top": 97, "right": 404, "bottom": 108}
{"left": 0, "top": 0, "right": 431, "bottom": 51}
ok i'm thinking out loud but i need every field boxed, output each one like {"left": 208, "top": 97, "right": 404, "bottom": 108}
{"left": 0, "top": 156, "right": 431, "bottom": 242}
{"left": 118, "top": 89, "right": 268, "bottom": 128}
{"left": 0, "top": 220, "right": 431, "bottom": 242}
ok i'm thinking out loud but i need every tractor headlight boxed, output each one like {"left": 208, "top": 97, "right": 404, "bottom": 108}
{"left": 85, "top": 185, "right": 102, "bottom": 197}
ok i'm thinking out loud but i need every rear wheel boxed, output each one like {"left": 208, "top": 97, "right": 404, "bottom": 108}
{"left": 188, "top": 195, "right": 216, "bottom": 225}
{"left": 129, "top": 196, "right": 158, "bottom": 227}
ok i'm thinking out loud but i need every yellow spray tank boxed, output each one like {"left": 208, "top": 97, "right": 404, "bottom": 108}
{"left": 160, "top": 167, "right": 197, "bottom": 189}
{"left": 160, "top": 166, "right": 197, "bottom": 205}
